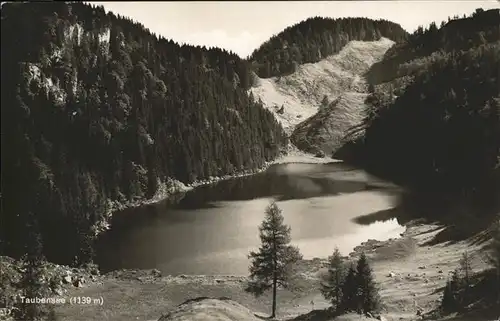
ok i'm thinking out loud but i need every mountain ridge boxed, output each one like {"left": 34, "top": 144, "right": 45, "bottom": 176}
{"left": 249, "top": 16, "right": 407, "bottom": 78}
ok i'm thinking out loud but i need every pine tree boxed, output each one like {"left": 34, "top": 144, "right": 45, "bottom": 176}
{"left": 246, "top": 201, "right": 303, "bottom": 319}
{"left": 321, "top": 247, "right": 345, "bottom": 311}
{"left": 355, "top": 252, "right": 381, "bottom": 314}
{"left": 340, "top": 263, "right": 358, "bottom": 313}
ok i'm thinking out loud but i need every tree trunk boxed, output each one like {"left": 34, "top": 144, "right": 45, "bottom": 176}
{"left": 271, "top": 228, "right": 277, "bottom": 318}
{"left": 271, "top": 272, "right": 277, "bottom": 318}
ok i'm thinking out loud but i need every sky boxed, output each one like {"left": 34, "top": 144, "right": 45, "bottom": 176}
{"left": 92, "top": 1, "right": 500, "bottom": 58}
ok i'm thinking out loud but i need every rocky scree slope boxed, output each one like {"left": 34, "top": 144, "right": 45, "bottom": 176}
{"left": 250, "top": 38, "right": 395, "bottom": 155}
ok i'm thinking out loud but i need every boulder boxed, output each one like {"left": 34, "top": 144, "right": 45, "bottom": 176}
{"left": 73, "top": 277, "right": 85, "bottom": 288}
{"left": 63, "top": 275, "right": 72, "bottom": 284}
{"left": 54, "top": 287, "right": 64, "bottom": 296}
{"left": 315, "top": 150, "right": 325, "bottom": 158}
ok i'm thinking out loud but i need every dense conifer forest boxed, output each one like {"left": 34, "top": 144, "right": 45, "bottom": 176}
{"left": 0, "top": 2, "right": 287, "bottom": 265}
{"left": 249, "top": 16, "right": 408, "bottom": 78}
{"left": 340, "top": 9, "right": 500, "bottom": 213}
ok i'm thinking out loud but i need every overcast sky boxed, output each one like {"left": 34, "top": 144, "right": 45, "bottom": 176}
{"left": 92, "top": 1, "right": 500, "bottom": 58}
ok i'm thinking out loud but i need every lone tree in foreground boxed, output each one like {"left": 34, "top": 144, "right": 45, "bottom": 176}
{"left": 321, "top": 247, "right": 346, "bottom": 311}
{"left": 246, "top": 201, "right": 303, "bottom": 319}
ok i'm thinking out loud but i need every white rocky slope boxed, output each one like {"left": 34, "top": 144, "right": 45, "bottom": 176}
{"left": 249, "top": 37, "right": 395, "bottom": 154}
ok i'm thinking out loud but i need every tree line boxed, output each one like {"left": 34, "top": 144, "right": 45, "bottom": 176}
{"left": 1, "top": 2, "right": 287, "bottom": 266}
{"left": 366, "top": 8, "right": 500, "bottom": 85}
{"left": 249, "top": 16, "right": 408, "bottom": 78}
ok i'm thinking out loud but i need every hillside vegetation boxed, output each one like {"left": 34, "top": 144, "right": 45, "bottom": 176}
{"left": 1, "top": 2, "right": 287, "bottom": 265}
{"left": 249, "top": 16, "right": 407, "bottom": 78}
{"left": 334, "top": 9, "right": 500, "bottom": 227}
{"left": 366, "top": 8, "right": 500, "bottom": 85}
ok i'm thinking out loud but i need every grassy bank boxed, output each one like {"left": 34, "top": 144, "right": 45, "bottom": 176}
{"left": 34, "top": 220, "right": 494, "bottom": 321}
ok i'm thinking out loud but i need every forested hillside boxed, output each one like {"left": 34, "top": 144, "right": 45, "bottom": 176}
{"left": 366, "top": 8, "right": 500, "bottom": 85}
{"left": 249, "top": 16, "right": 408, "bottom": 78}
{"left": 338, "top": 9, "right": 500, "bottom": 207}
{"left": 0, "top": 2, "right": 287, "bottom": 265}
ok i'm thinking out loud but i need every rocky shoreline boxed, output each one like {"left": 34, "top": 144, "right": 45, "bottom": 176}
{"left": 0, "top": 256, "right": 103, "bottom": 318}
{"left": 94, "top": 166, "right": 274, "bottom": 236}
{"left": 3, "top": 219, "right": 494, "bottom": 321}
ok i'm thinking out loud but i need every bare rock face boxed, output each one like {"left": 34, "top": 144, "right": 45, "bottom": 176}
{"left": 250, "top": 38, "right": 395, "bottom": 138}
{"left": 291, "top": 94, "right": 368, "bottom": 157}
{"left": 287, "top": 39, "right": 395, "bottom": 156}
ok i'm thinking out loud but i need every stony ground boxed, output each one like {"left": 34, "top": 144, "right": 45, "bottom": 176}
{"left": 249, "top": 38, "right": 394, "bottom": 135}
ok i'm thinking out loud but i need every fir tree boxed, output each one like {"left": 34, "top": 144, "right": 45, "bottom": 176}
{"left": 355, "top": 252, "right": 381, "bottom": 314}
{"left": 246, "top": 202, "right": 303, "bottom": 319}
{"left": 321, "top": 247, "right": 346, "bottom": 311}
{"left": 340, "top": 263, "right": 358, "bottom": 313}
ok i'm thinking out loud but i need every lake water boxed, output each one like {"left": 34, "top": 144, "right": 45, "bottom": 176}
{"left": 96, "top": 162, "right": 406, "bottom": 276}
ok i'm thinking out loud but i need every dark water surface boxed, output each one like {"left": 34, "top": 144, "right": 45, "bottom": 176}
{"left": 96, "top": 162, "right": 405, "bottom": 275}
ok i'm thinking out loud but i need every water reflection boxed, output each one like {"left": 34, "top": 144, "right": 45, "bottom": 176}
{"left": 96, "top": 163, "right": 406, "bottom": 276}
{"left": 173, "top": 163, "right": 389, "bottom": 207}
